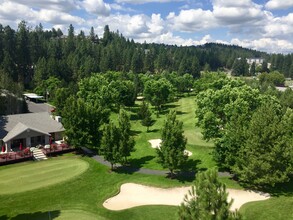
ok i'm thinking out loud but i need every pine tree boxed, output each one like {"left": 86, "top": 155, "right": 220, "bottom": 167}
{"left": 233, "top": 102, "right": 293, "bottom": 187}
{"left": 157, "top": 110, "right": 187, "bottom": 177}
{"left": 178, "top": 169, "right": 241, "bottom": 220}
{"left": 139, "top": 101, "right": 154, "bottom": 132}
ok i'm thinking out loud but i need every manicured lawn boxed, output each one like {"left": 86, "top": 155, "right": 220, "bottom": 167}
{"left": 240, "top": 180, "right": 293, "bottom": 219}
{"left": 0, "top": 155, "right": 241, "bottom": 220}
{"left": 0, "top": 154, "right": 290, "bottom": 220}
{"left": 0, "top": 158, "right": 88, "bottom": 195}
{"left": 121, "top": 95, "right": 215, "bottom": 170}
{"left": 240, "top": 197, "right": 293, "bottom": 220}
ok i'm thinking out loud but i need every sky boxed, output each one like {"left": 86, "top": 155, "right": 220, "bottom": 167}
{"left": 0, "top": 0, "right": 293, "bottom": 54}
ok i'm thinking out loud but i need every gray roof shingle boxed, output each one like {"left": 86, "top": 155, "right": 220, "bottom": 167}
{"left": 0, "top": 112, "right": 65, "bottom": 140}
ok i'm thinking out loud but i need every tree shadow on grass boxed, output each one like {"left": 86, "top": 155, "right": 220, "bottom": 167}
{"left": 114, "top": 155, "right": 156, "bottom": 174}
{"left": 147, "top": 128, "right": 160, "bottom": 133}
{"left": 130, "top": 113, "right": 139, "bottom": 121}
{"left": 1, "top": 210, "right": 61, "bottom": 220}
{"left": 130, "top": 130, "right": 142, "bottom": 136}
{"left": 175, "top": 110, "right": 187, "bottom": 115}
{"left": 165, "top": 159, "right": 206, "bottom": 183}
{"left": 260, "top": 178, "right": 293, "bottom": 197}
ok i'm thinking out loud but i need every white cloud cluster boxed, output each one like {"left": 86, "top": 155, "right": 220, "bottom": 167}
{"left": 115, "top": 0, "right": 184, "bottom": 4}
{"left": 168, "top": 9, "right": 216, "bottom": 32}
{"left": 81, "top": 0, "right": 110, "bottom": 16}
{"left": 0, "top": 0, "right": 110, "bottom": 27}
{"left": 265, "top": 0, "right": 293, "bottom": 10}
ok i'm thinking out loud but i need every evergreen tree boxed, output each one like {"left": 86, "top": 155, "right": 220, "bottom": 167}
{"left": 157, "top": 110, "right": 187, "bottom": 177}
{"left": 178, "top": 169, "right": 241, "bottom": 220}
{"left": 233, "top": 103, "right": 293, "bottom": 187}
{"left": 138, "top": 101, "right": 154, "bottom": 132}
{"left": 16, "top": 21, "right": 31, "bottom": 86}
{"left": 250, "top": 62, "right": 256, "bottom": 76}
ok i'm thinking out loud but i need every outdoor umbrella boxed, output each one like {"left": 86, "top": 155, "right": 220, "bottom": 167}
{"left": 1, "top": 145, "right": 5, "bottom": 152}
{"left": 19, "top": 142, "right": 23, "bottom": 151}
{"left": 49, "top": 136, "right": 52, "bottom": 145}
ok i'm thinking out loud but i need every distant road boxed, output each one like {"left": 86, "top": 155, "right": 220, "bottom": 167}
{"left": 27, "top": 101, "right": 54, "bottom": 113}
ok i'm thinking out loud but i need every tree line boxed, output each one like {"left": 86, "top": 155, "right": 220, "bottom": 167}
{"left": 1, "top": 21, "right": 293, "bottom": 94}
{"left": 195, "top": 73, "right": 293, "bottom": 188}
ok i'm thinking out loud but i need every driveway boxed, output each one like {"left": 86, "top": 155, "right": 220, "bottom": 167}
{"left": 27, "top": 101, "right": 54, "bottom": 113}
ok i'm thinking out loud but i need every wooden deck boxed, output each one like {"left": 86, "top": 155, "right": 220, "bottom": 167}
{"left": 0, "top": 151, "right": 33, "bottom": 165}
{"left": 0, "top": 143, "right": 74, "bottom": 165}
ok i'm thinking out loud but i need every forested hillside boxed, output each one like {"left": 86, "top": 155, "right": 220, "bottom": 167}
{"left": 0, "top": 21, "right": 293, "bottom": 93}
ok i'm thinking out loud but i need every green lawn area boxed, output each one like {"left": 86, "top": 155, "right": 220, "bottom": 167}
{"left": 240, "top": 180, "right": 293, "bottom": 219}
{"left": 0, "top": 156, "right": 194, "bottom": 220}
{"left": 122, "top": 95, "right": 215, "bottom": 170}
{"left": 0, "top": 154, "right": 291, "bottom": 220}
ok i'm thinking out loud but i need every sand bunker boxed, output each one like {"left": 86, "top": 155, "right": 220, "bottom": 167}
{"left": 103, "top": 183, "right": 270, "bottom": 211}
{"left": 148, "top": 139, "right": 193, "bottom": 156}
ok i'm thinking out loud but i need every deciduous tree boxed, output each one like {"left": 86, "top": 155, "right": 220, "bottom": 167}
{"left": 157, "top": 110, "right": 187, "bottom": 177}
{"left": 118, "top": 109, "right": 135, "bottom": 164}
{"left": 100, "top": 122, "right": 121, "bottom": 170}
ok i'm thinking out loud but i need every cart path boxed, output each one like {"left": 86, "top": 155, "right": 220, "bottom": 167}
{"left": 81, "top": 147, "right": 231, "bottom": 177}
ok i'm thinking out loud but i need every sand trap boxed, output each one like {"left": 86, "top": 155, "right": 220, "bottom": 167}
{"left": 103, "top": 183, "right": 270, "bottom": 211}
{"left": 148, "top": 139, "right": 193, "bottom": 156}
{"left": 148, "top": 139, "right": 162, "bottom": 149}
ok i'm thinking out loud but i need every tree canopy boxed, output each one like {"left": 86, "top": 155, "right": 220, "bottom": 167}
{"left": 157, "top": 110, "right": 187, "bottom": 177}
{"left": 178, "top": 169, "right": 241, "bottom": 220}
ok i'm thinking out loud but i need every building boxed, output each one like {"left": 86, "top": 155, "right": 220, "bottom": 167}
{"left": 246, "top": 58, "right": 264, "bottom": 65}
{"left": 0, "top": 112, "right": 65, "bottom": 153}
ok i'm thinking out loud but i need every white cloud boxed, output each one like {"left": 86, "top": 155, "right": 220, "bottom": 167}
{"left": 0, "top": 1, "right": 38, "bottom": 26}
{"left": 110, "top": 3, "right": 136, "bottom": 12}
{"left": 213, "top": 0, "right": 265, "bottom": 26}
{"left": 263, "top": 13, "right": 293, "bottom": 39}
{"left": 81, "top": 0, "right": 110, "bottom": 16}
{"left": 0, "top": 1, "right": 84, "bottom": 27}
{"left": 265, "top": 0, "right": 293, "bottom": 10}
{"left": 169, "top": 9, "right": 216, "bottom": 32}
{"left": 115, "top": 0, "right": 184, "bottom": 4}
{"left": 38, "top": 9, "right": 85, "bottom": 25}
{"left": 7, "top": 0, "right": 78, "bottom": 12}
{"left": 231, "top": 38, "right": 293, "bottom": 54}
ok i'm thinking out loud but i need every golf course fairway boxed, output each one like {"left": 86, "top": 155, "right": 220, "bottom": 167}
{"left": 0, "top": 158, "right": 89, "bottom": 195}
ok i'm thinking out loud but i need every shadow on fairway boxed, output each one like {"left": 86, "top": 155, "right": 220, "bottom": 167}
{"left": 114, "top": 155, "right": 156, "bottom": 174}
{"left": 259, "top": 179, "right": 293, "bottom": 197}
{"left": 2, "top": 210, "right": 61, "bottom": 220}
{"left": 172, "top": 159, "right": 206, "bottom": 183}
{"left": 130, "top": 129, "right": 142, "bottom": 136}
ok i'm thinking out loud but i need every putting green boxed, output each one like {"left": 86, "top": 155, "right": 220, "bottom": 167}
{"left": 0, "top": 158, "right": 89, "bottom": 195}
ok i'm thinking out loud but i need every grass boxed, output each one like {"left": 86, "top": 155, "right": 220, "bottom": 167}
{"left": 0, "top": 154, "right": 243, "bottom": 220}
{"left": 240, "top": 180, "right": 293, "bottom": 219}
{"left": 0, "top": 158, "right": 88, "bottom": 194}
{"left": 122, "top": 95, "right": 215, "bottom": 171}
{"left": 0, "top": 155, "right": 194, "bottom": 220}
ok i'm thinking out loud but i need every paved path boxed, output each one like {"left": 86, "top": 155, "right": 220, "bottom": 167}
{"left": 27, "top": 101, "right": 54, "bottom": 113}
{"left": 82, "top": 147, "right": 231, "bottom": 177}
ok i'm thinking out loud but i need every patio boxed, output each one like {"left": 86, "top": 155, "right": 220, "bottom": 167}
{"left": 0, "top": 143, "right": 74, "bottom": 165}
{"left": 0, "top": 150, "right": 33, "bottom": 165}
{"left": 40, "top": 143, "right": 74, "bottom": 156}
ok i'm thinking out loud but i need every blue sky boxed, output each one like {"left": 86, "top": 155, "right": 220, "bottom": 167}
{"left": 0, "top": 0, "right": 293, "bottom": 53}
